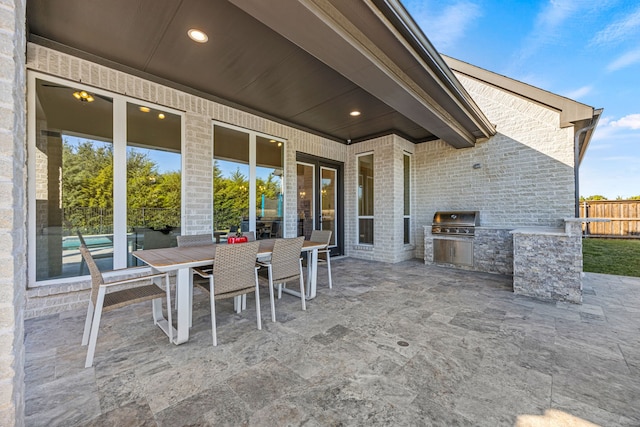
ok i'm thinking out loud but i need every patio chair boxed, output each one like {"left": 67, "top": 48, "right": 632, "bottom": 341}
{"left": 257, "top": 236, "right": 306, "bottom": 322}
{"left": 176, "top": 234, "right": 214, "bottom": 247}
{"left": 191, "top": 241, "right": 261, "bottom": 346}
{"left": 309, "top": 230, "right": 333, "bottom": 289}
{"left": 176, "top": 233, "right": 217, "bottom": 309}
{"left": 80, "top": 243, "right": 172, "bottom": 368}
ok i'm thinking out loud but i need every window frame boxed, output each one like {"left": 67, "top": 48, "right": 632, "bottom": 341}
{"left": 356, "top": 152, "right": 374, "bottom": 245}
{"left": 212, "top": 121, "right": 286, "bottom": 237}
{"left": 27, "top": 71, "right": 185, "bottom": 287}
{"left": 403, "top": 153, "right": 411, "bottom": 245}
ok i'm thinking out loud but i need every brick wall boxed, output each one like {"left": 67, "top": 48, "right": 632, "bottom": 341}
{"left": 345, "top": 135, "right": 416, "bottom": 262}
{"left": 25, "top": 43, "right": 354, "bottom": 315}
{"left": 0, "top": 0, "right": 26, "bottom": 425}
{"left": 414, "top": 74, "right": 575, "bottom": 260}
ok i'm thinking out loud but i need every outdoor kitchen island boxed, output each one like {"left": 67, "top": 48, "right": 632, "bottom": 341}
{"left": 425, "top": 218, "right": 588, "bottom": 304}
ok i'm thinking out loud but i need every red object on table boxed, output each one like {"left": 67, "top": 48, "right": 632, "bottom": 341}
{"left": 227, "top": 236, "right": 248, "bottom": 244}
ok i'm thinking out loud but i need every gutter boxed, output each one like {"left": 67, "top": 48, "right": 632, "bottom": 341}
{"left": 574, "top": 108, "right": 603, "bottom": 217}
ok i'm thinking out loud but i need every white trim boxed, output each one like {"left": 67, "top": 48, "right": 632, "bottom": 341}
{"left": 211, "top": 121, "right": 286, "bottom": 235}
{"left": 356, "top": 152, "right": 374, "bottom": 246}
{"left": 113, "top": 97, "right": 127, "bottom": 269}
{"left": 27, "top": 71, "right": 185, "bottom": 287}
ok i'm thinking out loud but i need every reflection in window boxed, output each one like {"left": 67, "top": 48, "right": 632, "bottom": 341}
{"left": 297, "top": 163, "right": 314, "bottom": 239}
{"left": 256, "top": 136, "right": 283, "bottom": 239}
{"left": 213, "top": 125, "right": 250, "bottom": 234}
{"left": 34, "top": 79, "right": 114, "bottom": 280}
{"left": 358, "top": 154, "right": 374, "bottom": 245}
{"left": 127, "top": 102, "right": 182, "bottom": 265}
{"left": 213, "top": 125, "right": 283, "bottom": 239}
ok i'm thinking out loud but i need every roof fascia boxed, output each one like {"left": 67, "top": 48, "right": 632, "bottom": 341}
{"left": 444, "top": 56, "right": 595, "bottom": 128}
{"left": 229, "top": 0, "right": 485, "bottom": 148}
{"left": 370, "top": 0, "right": 495, "bottom": 139}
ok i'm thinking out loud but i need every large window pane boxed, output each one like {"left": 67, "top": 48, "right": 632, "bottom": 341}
{"left": 358, "top": 154, "right": 374, "bottom": 244}
{"left": 34, "top": 79, "right": 114, "bottom": 280}
{"left": 297, "top": 163, "right": 314, "bottom": 239}
{"left": 321, "top": 167, "right": 337, "bottom": 246}
{"left": 256, "top": 136, "right": 283, "bottom": 239}
{"left": 213, "top": 125, "right": 250, "bottom": 234}
{"left": 404, "top": 154, "right": 411, "bottom": 244}
{"left": 127, "top": 102, "right": 182, "bottom": 265}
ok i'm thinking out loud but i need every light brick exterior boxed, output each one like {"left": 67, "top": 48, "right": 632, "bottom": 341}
{"left": 345, "top": 135, "right": 416, "bottom": 262}
{"left": 0, "top": 1, "right": 26, "bottom": 425}
{"left": 0, "top": 10, "right": 590, "bottom": 425}
{"left": 417, "top": 73, "right": 576, "bottom": 270}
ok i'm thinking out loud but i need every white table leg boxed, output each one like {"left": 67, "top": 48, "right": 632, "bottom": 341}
{"left": 150, "top": 269, "right": 177, "bottom": 342}
{"left": 308, "top": 248, "right": 318, "bottom": 299}
{"left": 286, "top": 248, "right": 319, "bottom": 301}
{"left": 174, "top": 267, "right": 191, "bottom": 344}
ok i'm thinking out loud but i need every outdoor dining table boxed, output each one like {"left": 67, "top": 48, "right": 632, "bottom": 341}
{"left": 133, "top": 238, "right": 326, "bottom": 345}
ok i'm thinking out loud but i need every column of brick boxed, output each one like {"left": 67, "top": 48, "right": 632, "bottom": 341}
{"left": 0, "top": 0, "right": 27, "bottom": 425}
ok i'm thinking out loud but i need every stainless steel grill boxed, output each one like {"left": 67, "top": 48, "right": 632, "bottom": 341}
{"left": 431, "top": 211, "right": 479, "bottom": 236}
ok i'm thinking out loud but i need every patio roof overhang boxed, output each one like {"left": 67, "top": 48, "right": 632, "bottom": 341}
{"left": 26, "top": 0, "right": 495, "bottom": 148}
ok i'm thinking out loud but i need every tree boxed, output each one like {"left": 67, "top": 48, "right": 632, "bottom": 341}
{"left": 580, "top": 195, "right": 608, "bottom": 201}
{"left": 213, "top": 161, "right": 249, "bottom": 230}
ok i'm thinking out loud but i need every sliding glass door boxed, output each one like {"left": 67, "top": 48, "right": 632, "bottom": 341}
{"left": 296, "top": 153, "right": 343, "bottom": 255}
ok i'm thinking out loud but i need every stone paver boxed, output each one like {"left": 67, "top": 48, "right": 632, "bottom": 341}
{"left": 24, "top": 260, "right": 640, "bottom": 426}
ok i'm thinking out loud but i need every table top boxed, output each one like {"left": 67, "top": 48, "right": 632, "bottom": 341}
{"left": 133, "top": 238, "right": 325, "bottom": 271}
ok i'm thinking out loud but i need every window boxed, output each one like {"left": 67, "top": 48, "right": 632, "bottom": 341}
{"left": 404, "top": 154, "right": 411, "bottom": 244}
{"left": 357, "top": 153, "right": 374, "bottom": 244}
{"left": 28, "top": 74, "right": 183, "bottom": 284}
{"left": 213, "top": 123, "right": 283, "bottom": 239}
{"left": 126, "top": 102, "right": 182, "bottom": 266}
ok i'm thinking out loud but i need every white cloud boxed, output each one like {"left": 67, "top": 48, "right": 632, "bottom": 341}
{"left": 591, "top": 7, "right": 640, "bottom": 46}
{"left": 406, "top": 1, "right": 482, "bottom": 51}
{"left": 610, "top": 113, "right": 640, "bottom": 129}
{"left": 563, "top": 85, "right": 593, "bottom": 99}
{"left": 606, "top": 48, "right": 640, "bottom": 71}
{"left": 514, "top": 0, "right": 580, "bottom": 63}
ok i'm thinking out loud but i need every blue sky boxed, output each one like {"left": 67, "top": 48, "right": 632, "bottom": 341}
{"left": 403, "top": 0, "right": 640, "bottom": 199}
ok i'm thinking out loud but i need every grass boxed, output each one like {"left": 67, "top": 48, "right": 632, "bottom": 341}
{"left": 582, "top": 238, "right": 640, "bottom": 277}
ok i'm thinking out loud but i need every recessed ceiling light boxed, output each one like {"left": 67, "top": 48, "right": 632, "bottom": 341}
{"left": 158, "top": 113, "right": 165, "bottom": 120}
{"left": 350, "top": 110, "right": 361, "bottom": 117}
{"left": 139, "top": 106, "right": 150, "bottom": 113}
{"left": 188, "top": 29, "right": 208, "bottom": 43}
{"left": 269, "top": 139, "right": 276, "bottom": 143}
{"left": 277, "top": 142, "right": 283, "bottom": 147}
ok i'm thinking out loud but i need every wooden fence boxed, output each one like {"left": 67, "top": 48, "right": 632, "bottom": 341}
{"left": 580, "top": 200, "right": 640, "bottom": 238}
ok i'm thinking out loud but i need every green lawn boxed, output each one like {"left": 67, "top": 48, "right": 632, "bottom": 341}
{"left": 582, "top": 238, "right": 640, "bottom": 277}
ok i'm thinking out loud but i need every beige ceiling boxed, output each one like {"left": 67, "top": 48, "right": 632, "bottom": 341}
{"left": 27, "top": 0, "right": 495, "bottom": 147}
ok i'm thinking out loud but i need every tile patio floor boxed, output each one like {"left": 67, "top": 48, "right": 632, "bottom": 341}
{"left": 24, "top": 259, "right": 640, "bottom": 426}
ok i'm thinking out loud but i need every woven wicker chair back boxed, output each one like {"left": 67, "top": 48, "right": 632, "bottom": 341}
{"left": 310, "top": 230, "right": 332, "bottom": 247}
{"left": 212, "top": 240, "right": 260, "bottom": 296}
{"left": 269, "top": 236, "right": 304, "bottom": 282}
{"left": 177, "top": 234, "right": 213, "bottom": 247}
{"left": 79, "top": 244, "right": 105, "bottom": 307}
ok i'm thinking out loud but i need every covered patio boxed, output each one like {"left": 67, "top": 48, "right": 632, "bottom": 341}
{"left": 25, "top": 260, "right": 640, "bottom": 426}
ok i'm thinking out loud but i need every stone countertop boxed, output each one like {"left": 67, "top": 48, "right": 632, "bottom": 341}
{"left": 509, "top": 227, "right": 566, "bottom": 236}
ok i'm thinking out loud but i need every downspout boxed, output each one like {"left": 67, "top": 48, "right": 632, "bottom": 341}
{"left": 573, "top": 120, "right": 598, "bottom": 217}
